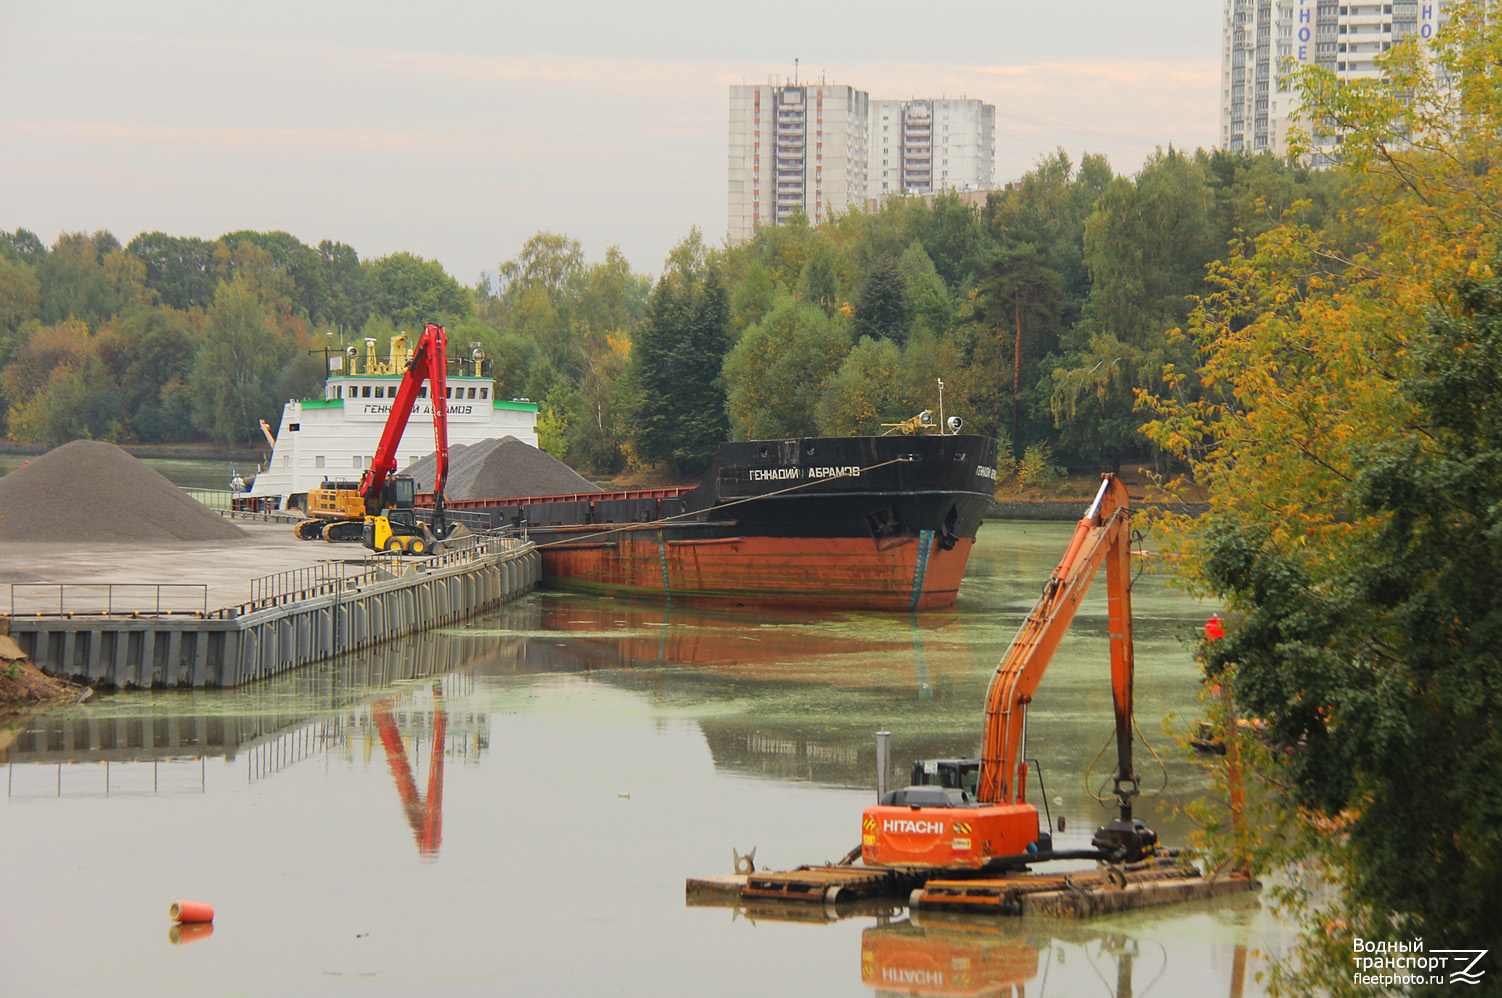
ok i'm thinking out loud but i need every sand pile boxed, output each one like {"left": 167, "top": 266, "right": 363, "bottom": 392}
{"left": 403, "top": 436, "right": 603, "bottom": 500}
{"left": 0, "top": 440, "right": 247, "bottom": 543}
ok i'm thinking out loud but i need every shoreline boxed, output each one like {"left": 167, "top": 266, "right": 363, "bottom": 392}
{"left": 0, "top": 439, "right": 266, "bottom": 463}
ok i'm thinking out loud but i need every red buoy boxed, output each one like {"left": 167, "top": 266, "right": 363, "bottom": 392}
{"left": 169, "top": 900, "right": 214, "bottom": 924}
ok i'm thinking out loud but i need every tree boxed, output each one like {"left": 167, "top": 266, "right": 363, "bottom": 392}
{"left": 625, "top": 234, "right": 731, "bottom": 472}
{"left": 36, "top": 231, "right": 150, "bottom": 326}
{"left": 190, "top": 276, "right": 295, "bottom": 445}
{"left": 96, "top": 306, "right": 198, "bottom": 441}
{"left": 973, "top": 242, "right": 1068, "bottom": 456}
{"left": 365, "top": 252, "right": 472, "bottom": 330}
{"left": 127, "top": 232, "right": 216, "bottom": 312}
{"left": 853, "top": 259, "right": 910, "bottom": 342}
{"left": 315, "top": 239, "right": 373, "bottom": 333}
{"left": 1142, "top": 7, "right": 1502, "bottom": 988}
{"left": 723, "top": 294, "right": 851, "bottom": 438}
{"left": 1052, "top": 149, "right": 1216, "bottom": 465}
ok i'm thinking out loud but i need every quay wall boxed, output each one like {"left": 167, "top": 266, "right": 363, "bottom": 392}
{"left": 8, "top": 541, "right": 540, "bottom": 689}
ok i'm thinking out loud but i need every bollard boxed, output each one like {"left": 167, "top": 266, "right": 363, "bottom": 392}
{"left": 875, "top": 729, "right": 891, "bottom": 802}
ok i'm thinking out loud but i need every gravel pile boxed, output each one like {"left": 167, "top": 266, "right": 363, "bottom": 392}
{"left": 0, "top": 440, "right": 247, "bottom": 543}
{"left": 402, "top": 436, "right": 603, "bottom": 500}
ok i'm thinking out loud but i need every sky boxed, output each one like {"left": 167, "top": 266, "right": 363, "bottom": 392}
{"left": 0, "top": 1, "right": 1222, "bottom": 285}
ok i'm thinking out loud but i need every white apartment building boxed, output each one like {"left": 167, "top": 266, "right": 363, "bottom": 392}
{"left": 728, "top": 85, "right": 996, "bottom": 242}
{"left": 1221, "top": 0, "right": 1448, "bottom": 156}
{"left": 870, "top": 99, "right": 996, "bottom": 197}
{"left": 728, "top": 83, "right": 870, "bottom": 243}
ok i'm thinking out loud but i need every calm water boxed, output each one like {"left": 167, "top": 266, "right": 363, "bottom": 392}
{"left": 0, "top": 452, "right": 241, "bottom": 490}
{"left": 0, "top": 522, "right": 1290, "bottom": 996}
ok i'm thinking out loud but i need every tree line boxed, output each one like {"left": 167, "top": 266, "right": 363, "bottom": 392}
{"left": 0, "top": 147, "right": 1350, "bottom": 474}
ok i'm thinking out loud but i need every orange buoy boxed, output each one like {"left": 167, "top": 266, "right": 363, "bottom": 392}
{"left": 169, "top": 900, "right": 214, "bottom": 924}
{"left": 168, "top": 922, "right": 214, "bottom": 945}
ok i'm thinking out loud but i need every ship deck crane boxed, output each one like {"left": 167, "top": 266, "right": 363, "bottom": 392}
{"left": 862, "top": 474, "right": 1157, "bottom": 870}
{"left": 293, "top": 322, "right": 454, "bottom": 554}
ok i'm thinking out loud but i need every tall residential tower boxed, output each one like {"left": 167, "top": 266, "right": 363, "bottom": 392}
{"left": 1220, "top": 0, "right": 1448, "bottom": 156}
{"left": 870, "top": 99, "right": 996, "bottom": 198}
{"left": 729, "top": 84, "right": 996, "bottom": 242}
{"left": 728, "top": 83, "right": 870, "bottom": 244}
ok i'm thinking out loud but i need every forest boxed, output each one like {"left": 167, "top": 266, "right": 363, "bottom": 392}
{"left": 0, "top": 145, "right": 1351, "bottom": 482}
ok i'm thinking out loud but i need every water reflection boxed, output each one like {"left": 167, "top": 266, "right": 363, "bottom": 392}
{"left": 2, "top": 633, "right": 506, "bottom": 859}
{"left": 857, "top": 911, "right": 1255, "bottom": 998}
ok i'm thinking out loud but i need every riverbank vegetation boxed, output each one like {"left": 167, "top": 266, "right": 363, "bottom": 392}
{"left": 0, "top": 145, "right": 1350, "bottom": 478}
{"left": 1146, "top": 5, "right": 1502, "bottom": 993}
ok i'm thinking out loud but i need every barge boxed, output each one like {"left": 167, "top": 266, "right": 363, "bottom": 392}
{"left": 424, "top": 433, "right": 999, "bottom": 612}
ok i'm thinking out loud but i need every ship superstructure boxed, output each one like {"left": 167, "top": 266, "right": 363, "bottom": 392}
{"left": 245, "top": 335, "right": 539, "bottom": 509}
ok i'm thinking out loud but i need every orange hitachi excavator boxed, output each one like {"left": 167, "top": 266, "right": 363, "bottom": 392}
{"left": 862, "top": 474, "right": 1157, "bottom": 870}
{"left": 294, "top": 322, "right": 455, "bottom": 553}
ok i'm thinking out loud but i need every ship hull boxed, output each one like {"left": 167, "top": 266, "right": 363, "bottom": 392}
{"left": 431, "top": 433, "right": 999, "bottom": 611}
{"left": 539, "top": 529, "right": 976, "bottom": 611}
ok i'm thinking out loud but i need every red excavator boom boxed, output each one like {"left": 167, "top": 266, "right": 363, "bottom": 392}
{"left": 360, "top": 322, "right": 451, "bottom": 532}
{"left": 862, "top": 474, "right": 1155, "bottom": 868}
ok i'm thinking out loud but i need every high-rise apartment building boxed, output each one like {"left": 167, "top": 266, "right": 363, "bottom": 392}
{"left": 1220, "top": 0, "right": 1448, "bottom": 156}
{"left": 728, "top": 85, "right": 996, "bottom": 242}
{"left": 728, "top": 83, "right": 870, "bottom": 244}
{"left": 870, "top": 99, "right": 996, "bottom": 197}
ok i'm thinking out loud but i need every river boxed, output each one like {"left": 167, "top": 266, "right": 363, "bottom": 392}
{"left": 0, "top": 461, "right": 1291, "bottom": 995}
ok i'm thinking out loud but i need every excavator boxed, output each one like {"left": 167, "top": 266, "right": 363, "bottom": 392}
{"left": 862, "top": 474, "right": 1157, "bottom": 871}
{"left": 293, "top": 322, "right": 454, "bottom": 555}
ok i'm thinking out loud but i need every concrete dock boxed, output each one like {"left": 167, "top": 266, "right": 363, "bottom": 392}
{"left": 3, "top": 518, "right": 540, "bottom": 688}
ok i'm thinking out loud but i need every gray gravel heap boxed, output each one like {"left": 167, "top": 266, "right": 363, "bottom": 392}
{"left": 0, "top": 440, "right": 247, "bottom": 543}
{"left": 401, "top": 435, "right": 603, "bottom": 500}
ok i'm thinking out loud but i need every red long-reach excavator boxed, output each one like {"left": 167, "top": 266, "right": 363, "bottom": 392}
{"left": 861, "top": 474, "right": 1157, "bottom": 870}
{"left": 293, "top": 322, "right": 454, "bottom": 554}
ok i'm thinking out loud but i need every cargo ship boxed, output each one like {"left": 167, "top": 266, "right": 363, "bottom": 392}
{"left": 424, "top": 432, "right": 998, "bottom": 612}
{"left": 243, "top": 335, "right": 539, "bottom": 509}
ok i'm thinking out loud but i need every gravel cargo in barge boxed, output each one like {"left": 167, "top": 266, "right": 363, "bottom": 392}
{"left": 421, "top": 433, "right": 999, "bottom": 611}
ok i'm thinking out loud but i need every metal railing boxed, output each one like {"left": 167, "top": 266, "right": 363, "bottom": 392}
{"left": 9, "top": 583, "right": 210, "bottom": 617}
{"left": 181, "top": 488, "right": 236, "bottom": 511}
{"left": 8, "top": 532, "right": 526, "bottom": 621}
{"left": 246, "top": 559, "right": 400, "bottom": 610}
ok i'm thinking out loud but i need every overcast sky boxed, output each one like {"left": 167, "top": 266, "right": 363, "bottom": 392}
{"left": 0, "top": 1, "right": 1221, "bottom": 284}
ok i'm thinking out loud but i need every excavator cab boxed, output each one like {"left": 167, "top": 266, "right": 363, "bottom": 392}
{"left": 910, "top": 759, "right": 980, "bottom": 796}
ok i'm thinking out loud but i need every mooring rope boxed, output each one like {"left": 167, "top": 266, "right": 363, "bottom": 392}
{"left": 503, "top": 455, "right": 918, "bottom": 553}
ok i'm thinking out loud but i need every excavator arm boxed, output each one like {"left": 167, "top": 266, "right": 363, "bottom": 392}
{"left": 862, "top": 474, "right": 1154, "bottom": 868}
{"left": 359, "top": 322, "right": 452, "bottom": 536}
{"left": 977, "top": 474, "right": 1135, "bottom": 805}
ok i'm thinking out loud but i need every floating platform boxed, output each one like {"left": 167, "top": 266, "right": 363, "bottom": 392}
{"left": 687, "top": 858, "right": 1257, "bottom": 920}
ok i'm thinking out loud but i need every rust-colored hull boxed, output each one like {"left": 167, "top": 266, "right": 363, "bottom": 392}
{"left": 539, "top": 530, "right": 975, "bottom": 611}
{"left": 426, "top": 433, "right": 999, "bottom": 611}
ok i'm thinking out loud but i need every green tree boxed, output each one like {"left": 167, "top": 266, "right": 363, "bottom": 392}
{"left": 96, "top": 306, "right": 198, "bottom": 441}
{"left": 723, "top": 294, "right": 851, "bottom": 438}
{"left": 37, "top": 231, "right": 150, "bottom": 326}
{"left": 315, "top": 239, "right": 373, "bottom": 333}
{"left": 190, "top": 276, "right": 295, "bottom": 445}
{"left": 127, "top": 232, "right": 216, "bottom": 312}
{"left": 625, "top": 235, "right": 731, "bottom": 472}
{"left": 854, "top": 260, "right": 911, "bottom": 342}
{"left": 365, "top": 252, "right": 472, "bottom": 330}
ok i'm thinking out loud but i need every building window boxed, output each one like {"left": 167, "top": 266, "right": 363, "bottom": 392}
{"left": 362, "top": 386, "right": 371, "bottom": 398}
{"left": 374, "top": 386, "right": 384, "bottom": 398}
{"left": 468, "top": 387, "right": 477, "bottom": 399}
{"left": 480, "top": 388, "right": 489, "bottom": 399}
{"left": 419, "top": 387, "right": 428, "bottom": 398}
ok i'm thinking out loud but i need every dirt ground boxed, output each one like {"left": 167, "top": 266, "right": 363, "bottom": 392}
{"left": 0, "top": 635, "right": 81, "bottom": 717}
